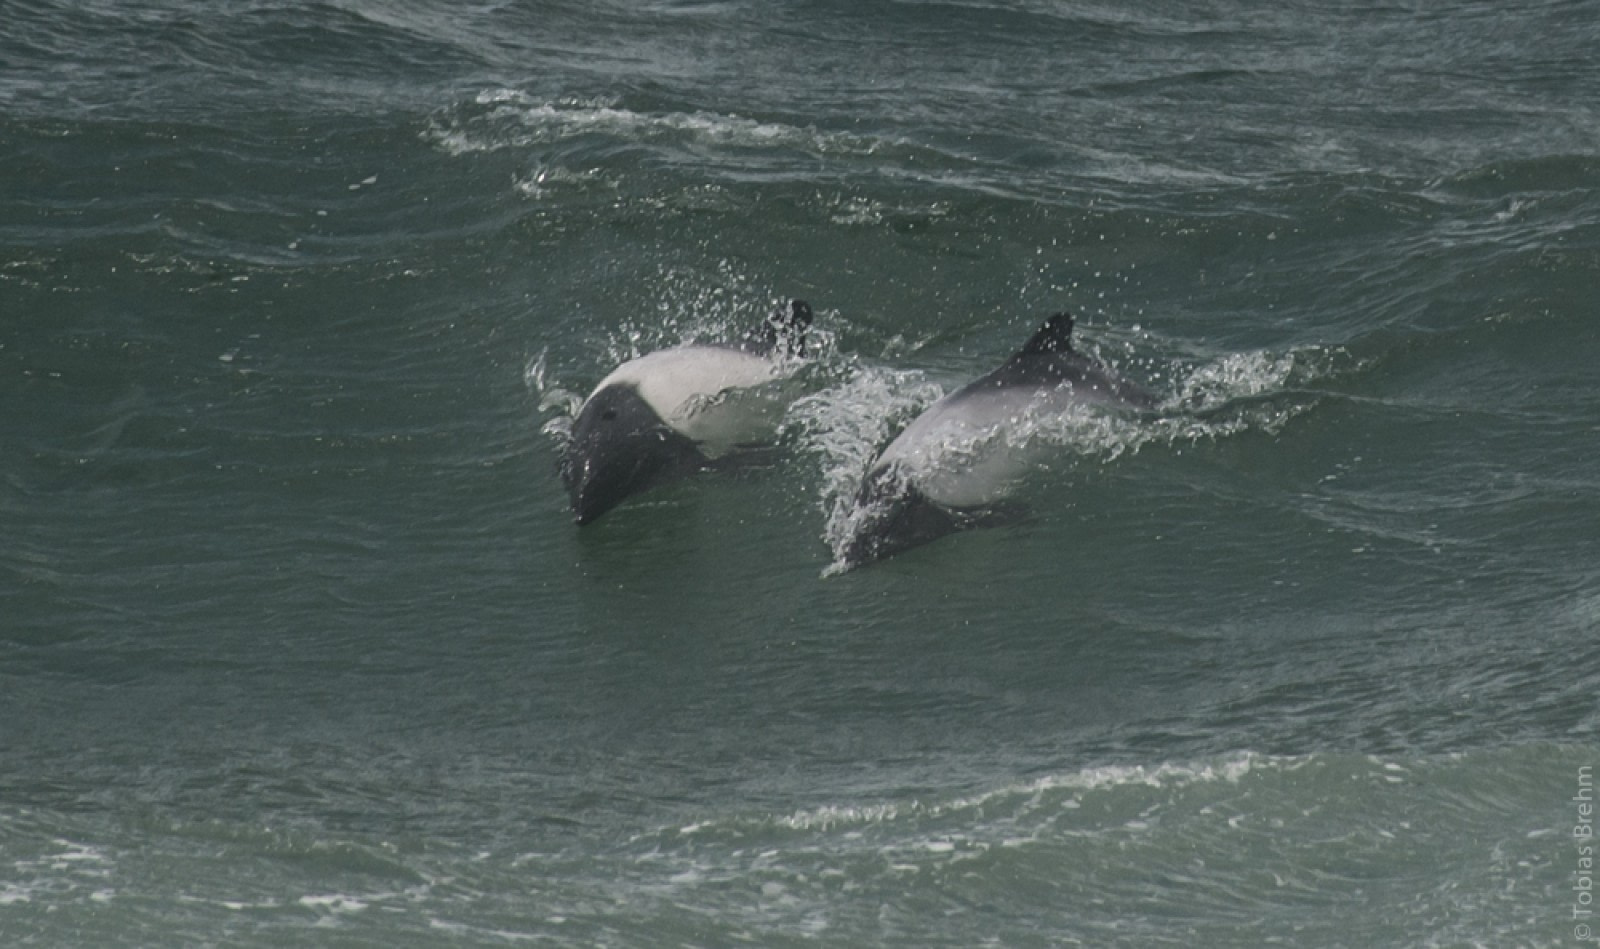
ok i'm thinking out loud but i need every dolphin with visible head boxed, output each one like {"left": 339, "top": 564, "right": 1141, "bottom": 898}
{"left": 840, "top": 312, "right": 1155, "bottom": 567}
{"left": 562, "top": 299, "right": 814, "bottom": 525}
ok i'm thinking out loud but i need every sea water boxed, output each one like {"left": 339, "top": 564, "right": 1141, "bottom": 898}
{"left": 3, "top": 1, "right": 1598, "bottom": 944}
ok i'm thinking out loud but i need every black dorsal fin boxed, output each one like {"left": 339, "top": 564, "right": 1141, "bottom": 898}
{"left": 742, "top": 299, "right": 813, "bottom": 357}
{"left": 1017, "top": 312, "right": 1075, "bottom": 357}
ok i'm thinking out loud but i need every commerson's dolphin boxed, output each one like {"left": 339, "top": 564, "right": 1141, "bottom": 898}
{"left": 841, "top": 312, "right": 1156, "bottom": 567}
{"left": 562, "top": 299, "right": 813, "bottom": 525}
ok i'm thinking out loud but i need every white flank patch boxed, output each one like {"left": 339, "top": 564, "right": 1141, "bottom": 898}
{"left": 592, "top": 346, "right": 799, "bottom": 457}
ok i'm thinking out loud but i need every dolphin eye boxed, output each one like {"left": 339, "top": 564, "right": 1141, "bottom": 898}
{"left": 601, "top": 409, "right": 618, "bottom": 421}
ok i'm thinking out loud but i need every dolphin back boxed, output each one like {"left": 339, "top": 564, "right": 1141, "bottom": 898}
{"left": 976, "top": 312, "right": 1157, "bottom": 409}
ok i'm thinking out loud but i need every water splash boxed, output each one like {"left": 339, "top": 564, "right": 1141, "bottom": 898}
{"left": 1169, "top": 348, "right": 1299, "bottom": 410}
{"left": 527, "top": 266, "right": 838, "bottom": 455}
{"left": 524, "top": 349, "right": 582, "bottom": 446}
{"left": 786, "top": 363, "right": 947, "bottom": 570}
{"left": 790, "top": 342, "right": 1331, "bottom": 572}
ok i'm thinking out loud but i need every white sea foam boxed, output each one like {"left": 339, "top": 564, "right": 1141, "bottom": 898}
{"left": 512, "top": 162, "right": 613, "bottom": 200}
{"left": 637, "top": 752, "right": 1300, "bottom": 887}
{"left": 769, "top": 751, "right": 1274, "bottom": 834}
{"left": 427, "top": 917, "right": 541, "bottom": 942}
{"left": 0, "top": 838, "right": 118, "bottom": 907}
{"left": 822, "top": 193, "right": 954, "bottom": 227}
{"left": 427, "top": 91, "right": 883, "bottom": 160}
{"left": 1169, "top": 348, "right": 1300, "bottom": 410}
{"left": 298, "top": 893, "right": 369, "bottom": 912}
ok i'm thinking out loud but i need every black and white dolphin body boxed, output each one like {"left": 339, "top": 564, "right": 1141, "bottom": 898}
{"left": 562, "top": 300, "right": 813, "bottom": 525}
{"left": 841, "top": 312, "right": 1155, "bottom": 567}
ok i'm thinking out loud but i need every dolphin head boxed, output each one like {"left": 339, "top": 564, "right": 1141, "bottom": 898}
{"left": 840, "top": 463, "right": 961, "bottom": 568}
{"left": 561, "top": 382, "right": 704, "bottom": 525}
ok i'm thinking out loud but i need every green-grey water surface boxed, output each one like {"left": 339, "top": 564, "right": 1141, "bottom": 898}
{"left": 3, "top": 1, "right": 1599, "bottom": 944}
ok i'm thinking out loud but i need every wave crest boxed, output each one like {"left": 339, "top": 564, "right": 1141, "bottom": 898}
{"left": 426, "top": 90, "right": 883, "bottom": 162}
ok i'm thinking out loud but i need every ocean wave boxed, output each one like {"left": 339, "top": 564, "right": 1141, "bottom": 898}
{"left": 424, "top": 90, "right": 1261, "bottom": 201}
{"left": 592, "top": 745, "right": 1579, "bottom": 945}
{"left": 629, "top": 746, "right": 1544, "bottom": 870}
{"left": 3, "top": 746, "right": 1577, "bottom": 945}
{"left": 426, "top": 90, "right": 886, "bottom": 161}
{"left": 0, "top": 833, "right": 116, "bottom": 908}
{"left": 765, "top": 751, "right": 1272, "bottom": 835}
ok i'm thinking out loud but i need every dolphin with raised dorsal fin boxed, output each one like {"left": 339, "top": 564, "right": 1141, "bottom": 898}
{"left": 840, "top": 312, "right": 1156, "bottom": 567}
{"left": 562, "top": 300, "right": 813, "bottom": 525}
